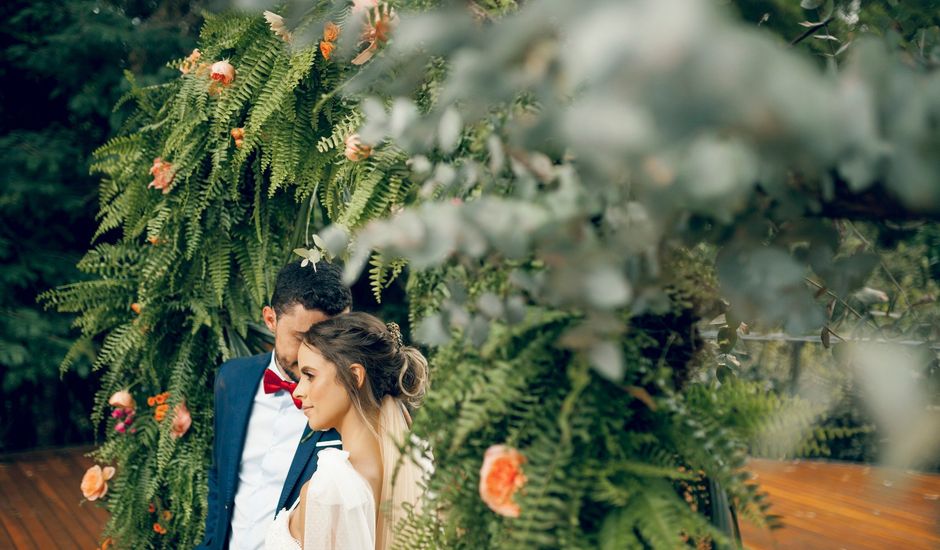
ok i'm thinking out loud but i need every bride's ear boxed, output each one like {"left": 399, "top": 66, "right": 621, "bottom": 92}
{"left": 349, "top": 363, "right": 366, "bottom": 389}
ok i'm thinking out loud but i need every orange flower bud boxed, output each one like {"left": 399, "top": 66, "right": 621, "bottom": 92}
{"left": 479, "top": 445, "right": 526, "bottom": 517}
{"left": 319, "top": 40, "right": 336, "bottom": 61}
{"left": 148, "top": 502, "right": 156, "bottom": 513}
{"left": 130, "top": 303, "right": 142, "bottom": 315}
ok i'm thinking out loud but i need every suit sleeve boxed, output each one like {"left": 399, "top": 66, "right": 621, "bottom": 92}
{"left": 196, "top": 367, "right": 224, "bottom": 549}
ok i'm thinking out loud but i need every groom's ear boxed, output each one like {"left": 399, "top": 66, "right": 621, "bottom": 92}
{"left": 262, "top": 306, "right": 277, "bottom": 333}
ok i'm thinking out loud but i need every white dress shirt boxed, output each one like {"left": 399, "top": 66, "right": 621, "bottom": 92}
{"left": 229, "top": 353, "right": 309, "bottom": 550}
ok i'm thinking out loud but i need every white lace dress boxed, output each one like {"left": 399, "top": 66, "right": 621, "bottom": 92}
{"left": 264, "top": 448, "right": 376, "bottom": 550}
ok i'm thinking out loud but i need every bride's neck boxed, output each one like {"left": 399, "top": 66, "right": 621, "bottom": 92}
{"left": 338, "top": 408, "right": 379, "bottom": 466}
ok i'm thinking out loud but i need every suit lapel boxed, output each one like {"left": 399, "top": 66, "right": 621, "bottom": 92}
{"left": 221, "top": 355, "right": 268, "bottom": 502}
{"left": 276, "top": 426, "right": 322, "bottom": 512}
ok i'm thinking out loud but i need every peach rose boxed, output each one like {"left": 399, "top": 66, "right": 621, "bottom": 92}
{"left": 479, "top": 445, "right": 526, "bottom": 517}
{"left": 170, "top": 402, "right": 192, "bottom": 439}
{"left": 179, "top": 48, "right": 201, "bottom": 74}
{"left": 210, "top": 60, "right": 236, "bottom": 85}
{"left": 148, "top": 158, "right": 174, "bottom": 194}
{"left": 81, "top": 465, "right": 115, "bottom": 501}
{"left": 108, "top": 390, "right": 135, "bottom": 410}
{"left": 344, "top": 133, "right": 372, "bottom": 162}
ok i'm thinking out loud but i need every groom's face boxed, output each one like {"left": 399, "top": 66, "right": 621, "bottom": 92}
{"left": 263, "top": 303, "right": 329, "bottom": 383}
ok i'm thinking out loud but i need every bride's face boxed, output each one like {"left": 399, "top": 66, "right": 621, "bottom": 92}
{"left": 293, "top": 344, "right": 353, "bottom": 431}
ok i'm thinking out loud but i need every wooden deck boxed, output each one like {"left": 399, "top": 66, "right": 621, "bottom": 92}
{"left": 740, "top": 458, "right": 940, "bottom": 550}
{"left": 0, "top": 445, "right": 109, "bottom": 549}
{"left": 0, "top": 447, "right": 938, "bottom": 548}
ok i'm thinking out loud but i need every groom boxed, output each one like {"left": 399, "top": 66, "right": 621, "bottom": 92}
{"left": 197, "top": 260, "right": 352, "bottom": 550}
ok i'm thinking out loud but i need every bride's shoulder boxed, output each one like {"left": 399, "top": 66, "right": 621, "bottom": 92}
{"left": 306, "top": 449, "right": 374, "bottom": 507}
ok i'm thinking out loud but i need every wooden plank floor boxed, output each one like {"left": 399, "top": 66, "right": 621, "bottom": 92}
{"left": 1, "top": 447, "right": 938, "bottom": 548}
{"left": 740, "top": 458, "right": 940, "bottom": 550}
{"left": 0, "top": 446, "right": 109, "bottom": 550}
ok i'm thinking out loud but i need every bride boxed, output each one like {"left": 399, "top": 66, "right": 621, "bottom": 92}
{"left": 265, "top": 312, "right": 429, "bottom": 550}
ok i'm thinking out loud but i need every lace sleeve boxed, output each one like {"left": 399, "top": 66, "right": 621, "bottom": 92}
{"left": 302, "top": 449, "right": 376, "bottom": 550}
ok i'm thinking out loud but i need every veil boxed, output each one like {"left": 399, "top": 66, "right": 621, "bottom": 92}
{"left": 375, "top": 396, "right": 429, "bottom": 550}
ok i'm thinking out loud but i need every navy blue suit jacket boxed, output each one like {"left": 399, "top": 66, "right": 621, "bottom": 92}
{"left": 196, "top": 353, "right": 341, "bottom": 550}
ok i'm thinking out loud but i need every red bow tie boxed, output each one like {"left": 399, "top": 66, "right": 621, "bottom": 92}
{"left": 263, "top": 369, "right": 302, "bottom": 409}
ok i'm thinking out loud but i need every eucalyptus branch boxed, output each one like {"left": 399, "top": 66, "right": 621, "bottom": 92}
{"left": 789, "top": 16, "right": 834, "bottom": 48}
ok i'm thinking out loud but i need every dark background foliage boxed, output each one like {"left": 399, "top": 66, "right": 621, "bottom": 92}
{"left": 0, "top": 0, "right": 204, "bottom": 450}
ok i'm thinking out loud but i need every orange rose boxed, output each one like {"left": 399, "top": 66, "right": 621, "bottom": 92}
{"left": 162, "top": 510, "right": 173, "bottom": 521}
{"left": 479, "top": 445, "right": 526, "bottom": 517}
{"left": 108, "top": 390, "right": 135, "bottom": 411}
{"left": 81, "top": 465, "right": 115, "bottom": 501}
{"left": 344, "top": 133, "right": 372, "bottom": 162}
{"left": 319, "top": 40, "right": 336, "bottom": 60}
{"left": 170, "top": 402, "right": 192, "bottom": 439}
{"left": 153, "top": 523, "right": 167, "bottom": 535}
{"left": 323, "top": 21, "right": 340, "bottom": 42}
{"left": 155, "top": 392, "right": 168, "bottom": 405}
{"left": 155, "top": 403, "right": 169, "bottom": 421}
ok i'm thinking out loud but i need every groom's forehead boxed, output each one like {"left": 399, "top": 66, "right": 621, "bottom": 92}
{"left": 277, "top": 304, "right": 329, "bottom": 328}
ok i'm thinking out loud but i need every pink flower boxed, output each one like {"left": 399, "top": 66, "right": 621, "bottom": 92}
{"left": 344, "top": 133, "right": 372, "bottom": 162}
{"left": 114, "top": 422, "right": 126, "bottom": 433}
{"left": 170, "top": 402, "right": 192, "bottom": 439}
{"left": 108, "top": 390, "right": 135, "bottom": 411}
{"left": 148, "top": 158, "right": 175, "bottom": 194}
{"left": 210, "top": 60, "right": 235, "bottom": 85}
{"left": 111, "top": 409, "right": 125, "bottom": 419}
{"left": 479, "top": 445, "right": 527, "bottom": 517}
{"left": 81, "top": 465, "right": 115, "bottom": 501}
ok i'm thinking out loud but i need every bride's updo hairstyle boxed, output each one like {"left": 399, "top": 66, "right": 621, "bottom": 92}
{"left": 302, "top": 311, "right": 430, "bottom": 550}
{"left": 301, "top": 311, "right": 429, "bottom": 423}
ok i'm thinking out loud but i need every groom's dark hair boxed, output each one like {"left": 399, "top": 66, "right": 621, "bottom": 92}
{"left": 270, "top": 260, "right": 352, "bottom": 317}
